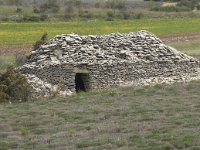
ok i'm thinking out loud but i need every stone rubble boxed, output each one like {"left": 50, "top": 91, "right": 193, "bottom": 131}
{"left": 18, "top": 30, "right": 200, "bottom": 97}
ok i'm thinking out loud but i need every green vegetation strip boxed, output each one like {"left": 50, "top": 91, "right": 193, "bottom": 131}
{"left": 1, "top": 81, "right": 200, "bottom": 149}
{"left": 1, "top": 18, "right": 200, "bottom": 45}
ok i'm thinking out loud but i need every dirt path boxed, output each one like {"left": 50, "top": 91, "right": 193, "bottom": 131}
{"left": 0, "top": 32, "right": 200, "bottom": 55}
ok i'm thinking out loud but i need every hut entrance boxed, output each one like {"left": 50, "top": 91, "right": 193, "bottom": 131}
{"left": 75, "top": 73, "right": 89, "bottom": 92}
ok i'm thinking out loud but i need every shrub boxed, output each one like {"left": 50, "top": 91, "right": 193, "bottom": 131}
{"left": 1, "top": 17, "right": 9, "bottom": 22}
{"left": 33, "top": 6, "right": 40, "bottom": 13}
{"left": 14, "top": 53, "right": 28, "bottom": 67}
{"left": 121, "top": 11, "right": 130, "bottom": 20}
{"left": 197, "top": 4, "right": 200, "bottom": 10}
{"left": 177, "top": 0, "right": 199, "bottom": 10}
{"left": 95, "top": 2, "right": 100, "bottom": 8}
{"left": 0, "top": 57, "right": 7, "bottom": 72}
{"left": 79, "top": 10, "right": 93, "bottom": 20}
{"left": 40, "top": 14, "right": 48, "bottom": 21}
{"left": 64, "top": 5, "right": 75, "bottom": 20}
{"left": 64, "top": 14, "right": 73, "bottom": 20}
{"left": 33, "top": 32, "right": 48, "bottom": 50}
{"left": 19, "top": 15, "right": 48, "bottom": 22}
{"left": 134, "top": 12, "right": 143, "bottom": 19}
{"left": 39, "top": 0, "right": 60, "bottom": 13}
{"left": 0, "top": 55, "right": 14, "bottom": 73}
{"left": 106, "top": 11, "right": 115, "bottom": 21}
{"left": 105, "top": 0, "right": 126, "bottom": 10}
{"left": 23, "top": 15, "right": 41, "bottom": 22}
{"left": 151, "top": 6, "right": 191, "bottom": 12}
{"left": 0, "top": 66, "right": 32, "bottom": 103}
{"left": 16, "top": 8, "right": 23, "bottom": 13}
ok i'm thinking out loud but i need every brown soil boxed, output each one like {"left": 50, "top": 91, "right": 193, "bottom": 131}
{"left": 160, "top": 32, "right": 200, "bottom": 43}
{"left": 1, "top": 32, "right": 200, "bottom": 55}
{"left": 0, "top": 44, "right": 32, "bottom": 55}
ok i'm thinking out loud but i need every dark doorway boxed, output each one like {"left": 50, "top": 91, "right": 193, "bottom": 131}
{"left": 75, "top": 73, "right": 89, "bottom": 92}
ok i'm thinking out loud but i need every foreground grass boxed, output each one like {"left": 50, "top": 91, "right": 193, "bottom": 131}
{"left": 1, "top": 18, "right": 200, "bottom": 45}
{"left": 1, "top": 81, "right": 200, "bottom": 149}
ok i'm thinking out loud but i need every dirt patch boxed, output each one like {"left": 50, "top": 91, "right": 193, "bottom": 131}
{"left": 160, "top": 32, "right": 200, "bottom": 43}
{"left": 0, "top": 44, "right": 32, "bottom": 55}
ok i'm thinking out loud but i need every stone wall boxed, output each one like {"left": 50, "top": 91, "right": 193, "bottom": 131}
{"left": 18, "top": 30, "right": 200, "bottom": 97}
{"left": 20, "top": 59, "right": 200, "bottom": 97}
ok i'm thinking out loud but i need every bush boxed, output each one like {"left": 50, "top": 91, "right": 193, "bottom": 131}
{"left": 79, "top": 10, "right": 93, "bottom": 20}
{"left": 197, "top": 4, "right": 200, "bottom": 10}
{"left": 151, "top": 6, "right": 191, "bottom": 12}
{"left": 95, "top": 2, "right": 100, "bottom": 8}
{"left": 33, "top": 6, "right": 40, "bottom": 13}
{"left": 33, "top": 32, "right": 48, "bottom": 50}
{"left": 14, "top": 53, "right": 28, "bottom": 67}
{"left": 121, "top": 11, "right": 130, "bottom": 20}
{"left": 19, "top": 14, "right": 48, "bottom": 22}
{"left": 133, "top": 12, "right": 143, "bottom": 19}
{"left": 64, "top": 14, "right": 73, "bottom": 20}
{"left": 1, "top": 17, "right": 9, "bottom": 22}
{"left": 39, "top": 0, "right": 60, "bottom": 13}
{"left": 22, "top": 15, "right": 41, "bottom": 22}
{"left": 0, "top": 57, "right": 8, "bottom": 72}
{"left": 40, "top": 14, "right": 48, "bottom": 21}
{"left": 177, "top": 0, "right": 199, "bottom": 10}
{"left": 64, "top": 5, "right": 75, "bottom": 20}
{"left": 0, "top": 55, "right": 14, "bottom": 73}
{"left": 0, "top": 66, "right": 32, "bottom": 103}
{"left": 16, "top": 8, "right": 23, "bottom": 13}
{"left": 105, "top": 0, "right": 126, "bottom": 10}
{"left": 106, "top": 11, "right": 115, "bottom": 21}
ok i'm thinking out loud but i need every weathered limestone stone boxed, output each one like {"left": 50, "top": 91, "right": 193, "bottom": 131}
{"left": 18, "top": 30, "right": 200, "bottom": 98}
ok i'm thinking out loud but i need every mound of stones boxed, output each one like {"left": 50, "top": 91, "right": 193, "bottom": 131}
{"left": 19, "top": 30, "right": 200, "bottom": 97}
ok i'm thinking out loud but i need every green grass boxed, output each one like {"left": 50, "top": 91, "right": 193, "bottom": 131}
{"left": 168, "top": 40, "right": 200, "bottom": 60}
{"left": 1, "top": 81, "right": 200, "bottom": 149}
{"left": 1, "top": 18, "right": 200, "bottom": 45}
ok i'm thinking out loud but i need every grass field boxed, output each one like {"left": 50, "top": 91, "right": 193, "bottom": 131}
{"left": 1, "top": 18, "right": 200, "bottom": 149}
{"left": 168, "top": 40, "right": 200, "bottom": 60}
{"left": 1, "top": 18, "right": 200, "bottom": 45}
{"left": 1, "top": 81, "right": 200, "bottom": 149}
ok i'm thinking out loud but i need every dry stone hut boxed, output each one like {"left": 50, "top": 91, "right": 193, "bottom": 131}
{"left": 19, "top": 30, "right": 200, "bottom": 97}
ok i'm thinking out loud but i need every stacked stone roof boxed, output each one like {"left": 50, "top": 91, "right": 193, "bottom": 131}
{"left": 19, "top": 30, "right": 200, "bottom": 97}
{"left": 26, "top": 30, "right": 197, "bottom": 67}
